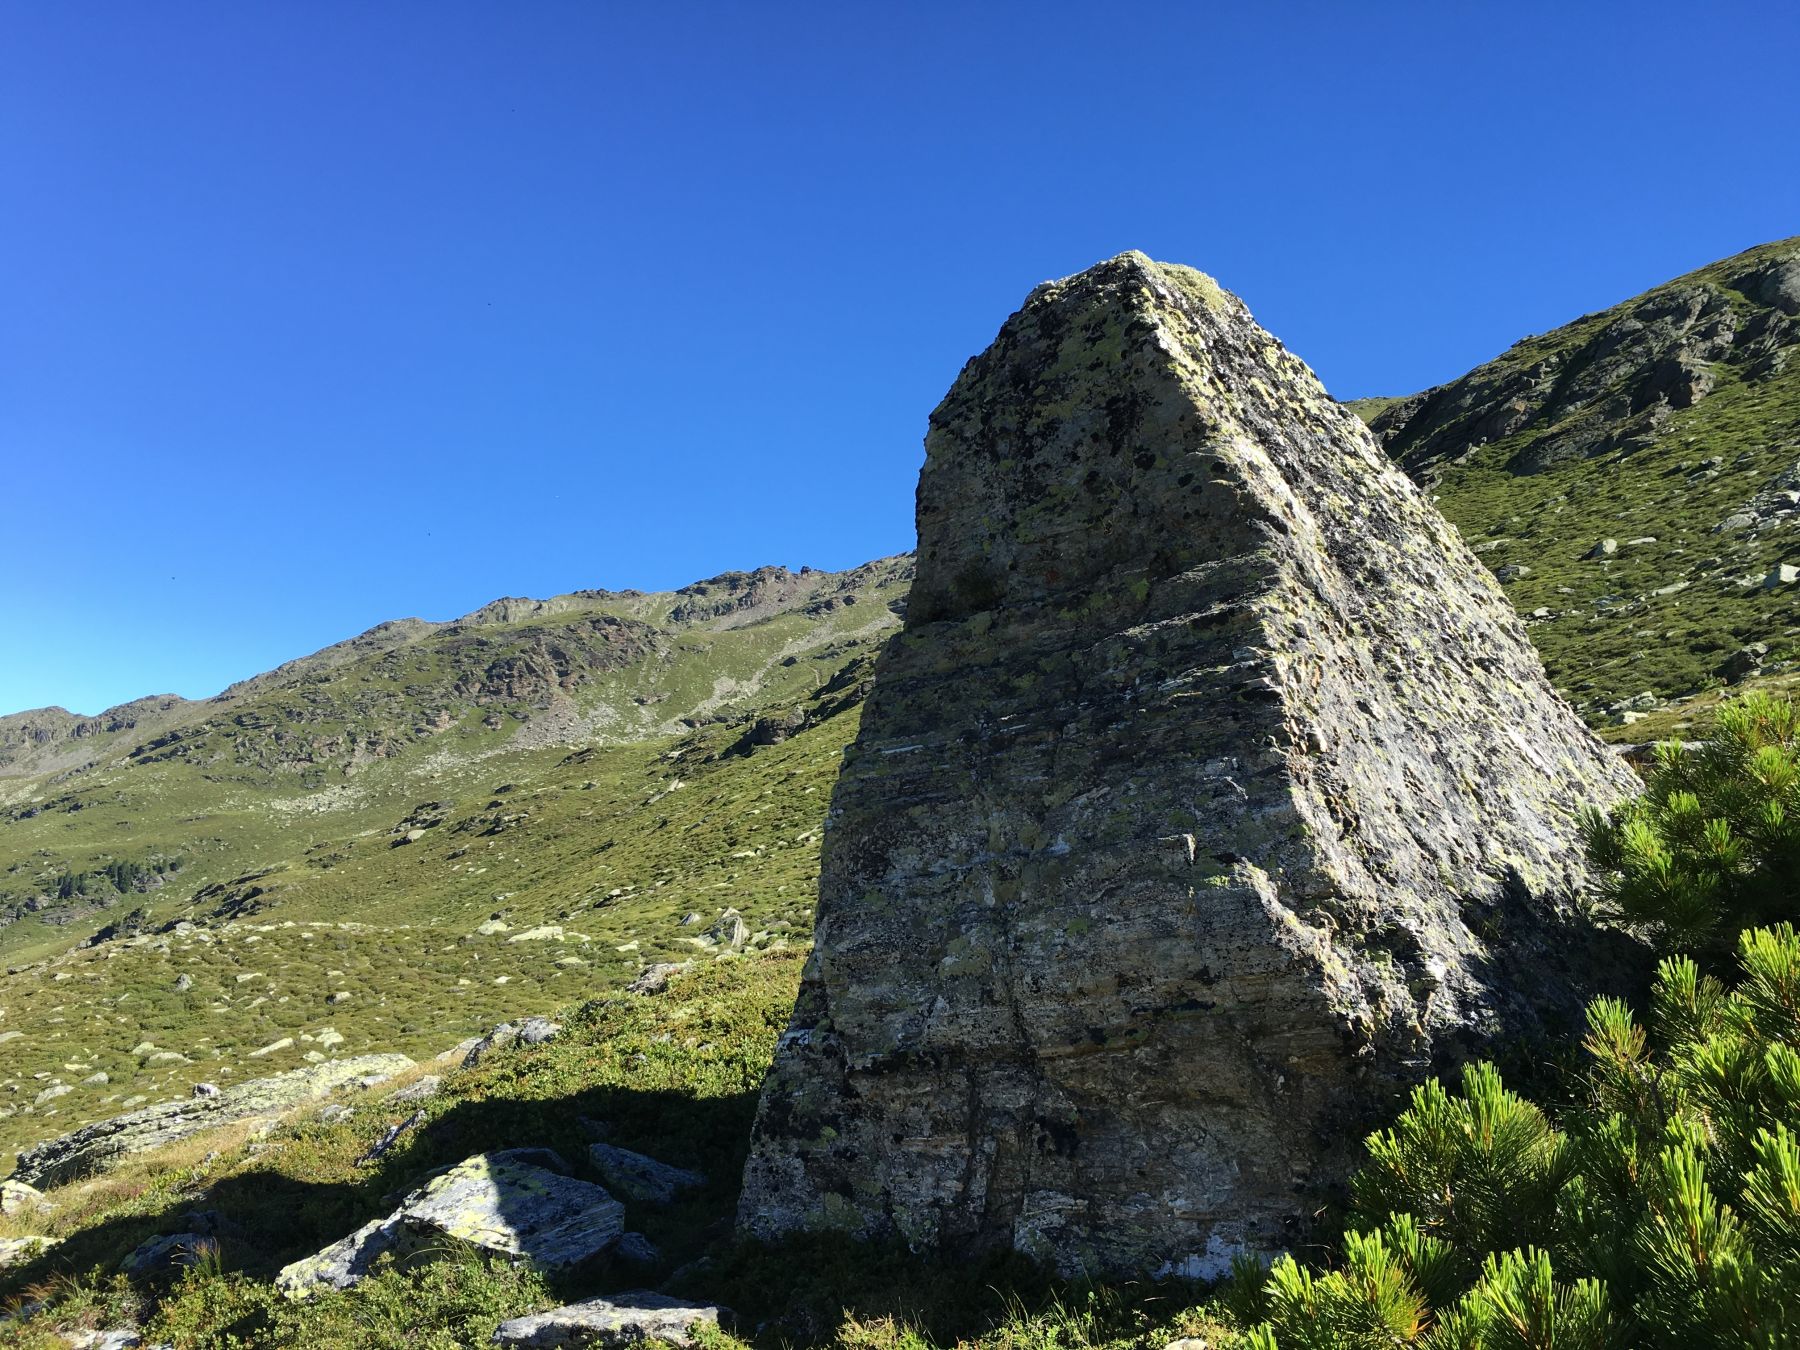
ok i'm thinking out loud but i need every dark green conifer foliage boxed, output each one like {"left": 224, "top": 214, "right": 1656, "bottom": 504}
{"left": 1583, "top": 692, "right": 1800, "bottom": 959}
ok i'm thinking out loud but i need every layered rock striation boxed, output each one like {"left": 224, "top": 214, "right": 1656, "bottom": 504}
{"left": 739, "top": 252, "right": 1640, "bottom": 1275}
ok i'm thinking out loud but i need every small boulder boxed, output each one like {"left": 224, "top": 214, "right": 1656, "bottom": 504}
{"left": 705, "top": 909, "right": 748, "bottom": 951}
{"left": 1720, "top": 643, "right": 1771, "bottom": 685}
{"left": 490, "top": 1291, "right": 727, "bottom": 1348}
{"left": 626, "top": 962, "right": 692, "bottom": 996}
{"left": 1586, "top": 537, "right": 1619, "bottom": 559}
{"left": 588, "top": 1143, "right": 704, "bottom": 1205}
{"left": 390, "top": 1074, "right": 443, "bottom": 1104}
{"left": 0, "top": 1179, "right": 51, "bottom": 1217}
{"left": 1768, "top": 563, "right": 1799, "bottom": 588}
{"left": 120, "top": 1231, "right": 214, "bottom": 1278}
{"left": 1493, "top": 563, "right": 1532, "bottom": 582}
{"left": 277, "top": 1152, "right": 623, "bottom": 1298}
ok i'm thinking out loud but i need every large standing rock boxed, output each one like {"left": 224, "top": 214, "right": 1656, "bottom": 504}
{"left": 738, "top": 253, "right": 1641, "bottom": 1275}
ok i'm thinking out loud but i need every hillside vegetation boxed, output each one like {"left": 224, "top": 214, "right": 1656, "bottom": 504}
{"left": 1364, "top": 238, "right": 1800, "bottom": 721}
{"left": 0, "top": 560, "right": 907, "bottom": 1170}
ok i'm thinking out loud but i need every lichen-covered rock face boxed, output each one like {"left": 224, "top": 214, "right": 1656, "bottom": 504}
{"left": 738, "top": 252, "right": 1642, "bottom": 1275}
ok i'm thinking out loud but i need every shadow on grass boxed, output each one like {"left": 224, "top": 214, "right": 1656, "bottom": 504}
{"left": 0, "top": 1072, "right": 1217, "bottom": 1348}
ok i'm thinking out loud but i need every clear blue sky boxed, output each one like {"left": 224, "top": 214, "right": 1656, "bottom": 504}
{"left": 4, "top": 3, "right": 1796, "bottom": 717}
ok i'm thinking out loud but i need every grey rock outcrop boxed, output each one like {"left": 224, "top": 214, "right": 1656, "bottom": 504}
{"left": 457, "top": 1017, "right": 563, "bottom": 1069}
{"left": 739, "top": 252, "right": 1640, "bottom": 1275}
{"left": 276, "top": 1151, "right": 624, "bottom": 1297}
{"left": 490, "top": 1291, "right": 727, "bottom": 1348}
{"left": 10, "top": 1053, "right": 412, "bottom": 1187}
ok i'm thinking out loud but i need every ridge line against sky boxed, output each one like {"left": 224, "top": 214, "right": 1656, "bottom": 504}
{"left": 5, "top": 2, "right": 1798, "bottom": 718}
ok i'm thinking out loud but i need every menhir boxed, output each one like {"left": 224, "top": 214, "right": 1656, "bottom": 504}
{"left": 739, "top": 252, "right": 1639, "bottom": 1276}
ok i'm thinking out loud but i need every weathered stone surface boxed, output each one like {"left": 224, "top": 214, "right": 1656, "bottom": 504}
{"left": 490, "top": 1291, "right": 726, "bottom": 1348}
{"left": 626, "top": 961, "right": 691, "bottom": 996}
{"left": 0, "top": 1234, "right": 56, "bottom": 1267}
{"left": 0, "top": 1178, "right": 50, "bottom": 1216}
{"left": 459, "top": 1017, "right": 563, "bottom": 1069}
{"left": 10, "top": 1053, "right": 413, "bottom": 1187}
{"left": 587, "top": 1143, "right": 704, "bottom": 1204}
{"left": 739, "top": 253, "right": 1640, "bottom": 1275}
{"left": 276, "top": 1151, "right": 624, "bottom": 1297}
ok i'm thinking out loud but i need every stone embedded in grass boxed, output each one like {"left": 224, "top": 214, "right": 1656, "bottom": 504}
{"left": 276, "top": 1152, "right": 625, "bottom": 1298}
{"left": 10, "top": 1053, "right": 414, "bottom": 1187}
{"left": 490, "top": 1290, "right": 728, "bottom": 1348}
{"left": 587, "top": 1143, "right": 704, "bottom": 1205}
{"left": 356, "top": 1108, "right": 426, "bottom": 1166}
{"left": 389, "top": 1074, "right": 442, "bottom": 1103}
{"left": 0, "top": 1178, "right": 50, "bottom": 1216}
{"left": 0, "top": 1234, "right": 56, "bottom": 1268}
{"left": 119, "top": 1230, "right": 215, "bottom": 1278}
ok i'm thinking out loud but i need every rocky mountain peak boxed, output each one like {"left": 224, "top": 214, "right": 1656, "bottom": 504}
{"left": 740, "top": 254, "right": 1640, "bottom": 1274}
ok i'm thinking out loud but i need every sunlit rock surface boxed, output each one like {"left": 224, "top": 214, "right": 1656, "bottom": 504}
{"left": 739, "top": 252, "right": 1639, "bottom": 1274}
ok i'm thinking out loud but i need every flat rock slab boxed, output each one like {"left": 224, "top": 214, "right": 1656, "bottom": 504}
{"left": 276, "top": 1151, "right": 623, "bottom": 1297}
{"left": 10, "top": 1053, "right": 413, "bottom": 1188}
{"left": 588, "top": 1143, "right": 703, "bottom": 1205}
{"left": 491, "top": 1291, "right": 727, "bottom": 1348}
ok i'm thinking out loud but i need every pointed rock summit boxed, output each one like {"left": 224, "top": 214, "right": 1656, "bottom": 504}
{"left": 739, "top": 253, "right": 1640, "bottom": 1274}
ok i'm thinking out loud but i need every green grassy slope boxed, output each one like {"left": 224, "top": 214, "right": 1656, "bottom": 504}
{"left": 1364, "top": 238, "right": 1800, "bottom": 719}
{"left": 0, "top": 559, "right": 907, "bottom": 1171}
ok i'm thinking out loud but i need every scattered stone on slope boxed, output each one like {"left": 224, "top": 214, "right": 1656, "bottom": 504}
{"left": 587, "top": 1143, "right": 704, "bottom": 1205}
{"left": 0, "top": 1235, "right": 56, "bottom": 1268}
{"left": 0, "top": 1178, "right": 50, "bottom": 1216}
{"left": 119, "top": 1231, "right": 215, "bottom": 1278}
{"left": 356, "top": 1109, "right": 426, "bottom": 1166}
{"left": 490, "top": 1291, "right": 728, "bottom": 1348}
{"left": 457, "top": 1016, "right": 563, "bottom": 1068}
{"left": 739, "top": 251, "right": 1642, "bottom": 1276}
{"left": 390, "top": 1074, "right": 443, "bottom": 1103}
{"left": 626, "top": 961, "right": 691, "bottom": 996}
{"left": 703, "top": 909, "right": 748, "bottom": 951}
{"left": 276, "top": 1152, "right": 624, "bottom": 1297}
{"left": 9, "top": 1053, "right": 413, "bottom": 1187}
